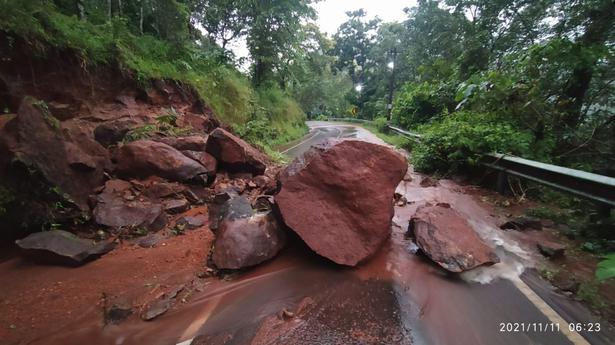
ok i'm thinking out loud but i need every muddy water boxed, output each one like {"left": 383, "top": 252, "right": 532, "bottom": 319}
{"left": 40, "top": 124, "right": 578, "bottom": 345}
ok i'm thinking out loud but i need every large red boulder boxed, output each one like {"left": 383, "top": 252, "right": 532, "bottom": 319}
{"left": 206, "top": 128, "right": 267, "bottom": 175}
{"left": 114, "top": 140, "right": 210, "bottom": 181}
{"left": 408, "top": 204, "right": 500, "bottom": 272}
{"left": 276, "top": 139, "right": 408, "bottom": 266}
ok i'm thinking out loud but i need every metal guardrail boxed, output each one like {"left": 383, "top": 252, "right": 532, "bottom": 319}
{"left": 324, "top": 118, "right": 615, "bottom": 207}
{"left": 482, "top": 153, "right": 615, "bottom": 207}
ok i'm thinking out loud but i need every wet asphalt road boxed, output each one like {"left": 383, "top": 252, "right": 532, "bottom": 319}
{"left": 272, "top": 121, "right": 615, "bottom": 345}
{"left": 40, "top": 122, "right": 615, "bottom": 345}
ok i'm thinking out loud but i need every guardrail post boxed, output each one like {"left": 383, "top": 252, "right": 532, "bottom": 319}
{"left": 496, "top": 171, "right": 509, "bottom": 194}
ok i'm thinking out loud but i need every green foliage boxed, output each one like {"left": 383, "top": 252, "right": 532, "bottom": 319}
{"left": 373, "top": 117, "right": 388, "bottom": 133}
{"left": 412, "top": 111, "right": 532, "bottom": 174}
{"left": 392, "top": 82, "right": 455, "bottom": 128}
{"left": 124, "top": 108, "right": 192, "bottom": 142}
{"left": 232, "top": 85, "right": 308, "bottom": 160}
{"left": 597, "top": 254, "right": 615, "bottom": 281}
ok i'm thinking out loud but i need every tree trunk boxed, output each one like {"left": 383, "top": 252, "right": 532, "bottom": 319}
{"left": 107, "top": 0, "right": 112, "bottom": 19}
{"left": 139, "top": 0, "right": 144, "bottom": 34}
{"left": 558, "top": 0, "right": 615, "bottom": 130}
{"left": 386, "top": 48, "right": 397, "bottom": 121}
{"left": 76, "top": 0, "right": 85, "bottom": 20}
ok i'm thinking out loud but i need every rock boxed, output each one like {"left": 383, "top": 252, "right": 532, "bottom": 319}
{"left": 177, "top": 215, "right": 208, "bottom": 229}
{"left": 93, "top": 180, "right": 166, "bottom": 230}
{"left": 163, "top": 198, "right": 190, "bottom": 214}
{"left": 154, "top": 135, "right": 208, "bottom": 151}
{"left": 140, "top": 285, "right": 184, "bottom": 321}
{"left": 276, "top": 139, "right": 408, "bottom": 266}
{"left": 114, "top": 140, "right": 209, "bottom": 182}
{"left": 419, "top": 176, "right": 438, "bottom": 187}
{"left": 104, "top": 301, "right": 133, "bottom": 325}
{"left": 47, "top": 101, "right": 78, "bottom": 121}
{"left": 212, "top": 207, "right": 286, "bottom": 270}
{"left": 94, "top": 118, "right": 139, "bottom": 147}
{"left": 181, "top": 150, "right": 217, "bottom": 175}
{"left": 136, "top": 233, "right": 166, "bottom": 248}
{"left": 253, "top": 174, "right": 278, "bottom": 195}
{"left": 208, "top": 193, "right": 252, "bottom": 231}
{"left": 408, "top": 204, "right": 500, "bottom": 272}
{"left": 500, "top": 216, "right": 543, "bottom": 231}
{"left": 15, "top": 230, "right": 115, "bottom": 265}
{"left": 537, "top": 241, "right": 566, "bottom": 258}
{"left": 205, "top": 128, "right": 267, "bottom": 175}
{"left": 7, "top": 99, "right": 108, "bottom": 211}
{"left": 142, "top": 181, "right": 186, "bottom": 199}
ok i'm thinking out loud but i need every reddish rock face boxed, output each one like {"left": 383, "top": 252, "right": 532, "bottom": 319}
{"left": 114, "top": 140, "right": 209, "bottom": 181}
{"left": 276, "top": 139, "right": 408, "bottom": 266}
{"left": 408, "top": 204, "right": 500, "bottom": 272}
{"left": 154, "top": 135, "right": 208, "bottom": 152}
{"left": 206, "top": 128, "right": 267, "bottom": 175}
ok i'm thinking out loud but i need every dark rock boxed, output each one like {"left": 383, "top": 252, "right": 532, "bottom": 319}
{"left": 181, "top": 150, "right": 217, "bottom": 175}
{"left": 500, "top": 216, "right": 543, "bottom": 231}
{"left": 65, "top": 142, "right": 97, "bottom": 171}
{"left": 104, "top": 302, "right": 133, "bottom": 325}
{"left": 163, "top": 198, "right": 190, "bottom": 214}
{"left": 114, "top": 140, "right": 208, "bottom": 182}
{"left": 177, "top": 215, "right": 208, "bottom": 229}
{"left": 208, "top": 193, "right": 252, "bottom": 231}
{"left": 15, "top": 230, "right": 115, "bottom": 265}
{"left": 408, "top": 204, "right": 499, "bottom": 272}
{"left": 94, "top": 118, "right": 139, "bottom": 147}
{"left": 206, "top": 128, "right": 267, "bottom": 175}
{"left": 154, "top": 135, "right": 208, "bottom": 151}
{"left": 537, "top": 241, "right": 566, "bottom": 258}
{"left": 212, "top": 210, "right": 286, "bottom": 270}
{"left": 276, "top": 139, "right": 408, "bottom": 266}
{"left": 47, "top": 101, "right": 78, "bottom": 121}
{"left": 136, "top": 233, "right": 166, "bottom": 248}
{"left": 93, "top": 180, "right": 166, "bottom": 230}
{"left": 419, "top": 176, "right": 438, "bottom": 187}
{"left": 140, "top": 285, "right": 184, "bottom": 321}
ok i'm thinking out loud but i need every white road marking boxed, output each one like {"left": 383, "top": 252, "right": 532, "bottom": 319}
{"left": 512, "top": 279, "right": 590, "bottom": 345}
{"left": 280, "top": 130, "right": 320, "bottom": 154}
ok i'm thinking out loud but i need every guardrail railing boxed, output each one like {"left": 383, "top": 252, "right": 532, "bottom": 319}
{"left": 321, "top": 118, "right": 615, "bottom": 208}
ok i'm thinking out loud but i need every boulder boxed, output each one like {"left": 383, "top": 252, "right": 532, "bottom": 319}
{"left": 93, "top": 180, "right": 166, "bottom": 230}
{"left": 114, "top": 140, "right": 209, "bottom": 182}
{"left": 500, "top": 216, "right": 543, "bottom": 231}
{"left": 181, "top": 150, "right": 217, "bottom": 175}
{"left": 212, "top": 196, "right": 286, "bottom": 269}
{"left": 154, "top": 135, "right": 208, "bottom": 151}
{"left": 7, "top": 99, "right": 107, "bottom": 211}
{"left": 276, "top": 139, "right": 408, "bottom": 266}
{"left": 408, "top": 204, "right": 500, "bottom": 272}
{"left": 205, "top": 128, "right": 267, "bottom": 175}
{"left": 16, "top": 230, "right": 115, "bottom": 265}
{"left": 537, "top": 241, "right": 566, "bottom": 258}
{"left": 208, "top": 192, "right": 253, "bottom": 231}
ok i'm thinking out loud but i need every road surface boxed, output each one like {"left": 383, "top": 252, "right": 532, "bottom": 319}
{"left": 41, "top": 122, "right": 615, "bottom": 345}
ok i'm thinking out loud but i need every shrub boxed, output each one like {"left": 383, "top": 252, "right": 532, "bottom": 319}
{"left": 412, "top": 111, "right": 532, "bottom": 174}
{"left": 373, "top": 117, "right": 388, "bottom": 133}
{"left": 392, "top": 82, "right": 455, "bottom": 129}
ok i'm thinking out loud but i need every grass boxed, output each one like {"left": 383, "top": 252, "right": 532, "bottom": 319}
{"left": 0, "top": 0, "right": 306, "bottom": 157}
